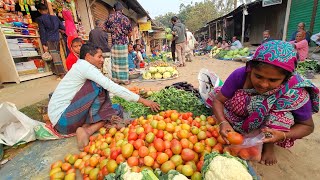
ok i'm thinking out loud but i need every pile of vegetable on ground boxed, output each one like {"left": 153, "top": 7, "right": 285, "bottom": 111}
{"left": 142, "top": 66, "right": 179, "bottom": 80}
{"left": 211, "top": 47, "right": 251, "bottom": 60}
{"left": 112, "top": 87, "right": 210, "bottom": 118}
{"left": 296, "top": 59, "right": 320, "bottom": 79}
{"left": 49, "top": 110, "right": 260, "bottom": 180}
{"left": 165, "top": 82, "right": 201, "bottom": 99}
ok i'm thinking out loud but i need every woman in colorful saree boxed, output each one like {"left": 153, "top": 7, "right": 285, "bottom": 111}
{"left": 212, "top": 40, "right": 319, "bottom": 165}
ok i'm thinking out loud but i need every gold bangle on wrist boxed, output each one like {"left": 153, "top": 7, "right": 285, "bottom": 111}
{"left": 281, "top": 132, "right": 287, "bottom": 143}
{"left": 218, "top": 121, "right": 228, "bottom": 126}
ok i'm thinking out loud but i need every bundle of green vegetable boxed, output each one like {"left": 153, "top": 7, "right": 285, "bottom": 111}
{"left": 148, "top": 87, "right": 211, "bottom": 116}
{"left": 202, "top": 152, "right": 257, "bottom": 180}
{"left": 296, "top": 60, "right": 319, "bottom": 77}
{"left": 112, "top": 87, "right": 211, "bottom": 118}
{"left": 112, "top": 96, "right": 153, "bottom": 118}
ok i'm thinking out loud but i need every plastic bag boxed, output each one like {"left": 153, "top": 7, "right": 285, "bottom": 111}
{"left": 198, "top": 68, "right": 223, "bottom": 108}
{"left": 41, "top": 52, "right": 52, "bottom": 61}
{"left": 228, "top": 132, "right": 265, "bottom": 161}
{"left": 0, "top": 102, "right": 45, "bottom": 146}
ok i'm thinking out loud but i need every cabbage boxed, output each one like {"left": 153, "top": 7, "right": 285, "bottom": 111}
{"left": 165, "top": 28, "right": 172, "bottom": 33}
{"left": 243, "top": 47, "right": 249, "bottom": 52}
{"left": 157, "top": 67, "right": 166, "bottom": 73}
{"left": 233, "top": 49, "right": 239, "bottom": 55}
{"left": 154, "top": 73, "right": 162, "bottom": 79}
{"left": 165, "top": 67, "right": 174, "bottom": 72}
{"left": 227, "top": 51, "right": 234, "bottom": 56}
{"left": 163, "top": 72, "right": 172, "bottom": 79}
{"left": 166, "top": 34, "right": 173, "bottom": 41}
{"left": 143, "top": 72, "right": 152, "bottom": 80}
{"left": 149, "top": 67, "right": 157, "bottom": 73}
{"left": 171, "top": 70, "right": 179, "bottom": 76}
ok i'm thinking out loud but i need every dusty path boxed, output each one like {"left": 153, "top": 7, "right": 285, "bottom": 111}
{"left": 0, "top": 55, "right": 319, "bottom": 179}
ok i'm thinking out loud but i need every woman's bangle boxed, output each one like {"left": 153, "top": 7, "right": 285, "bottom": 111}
{"left": 281, "top": 132, "right": 287, "bottom": 143}
{"left": 218, "top": 121, "right": 228, "bottom": 126}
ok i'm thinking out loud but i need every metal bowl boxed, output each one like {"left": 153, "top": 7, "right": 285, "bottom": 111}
{"left": 129, "top": 73, "right": 140, "bottom": 79}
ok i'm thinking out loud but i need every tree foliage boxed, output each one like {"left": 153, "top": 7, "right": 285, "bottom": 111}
{"left": 154, "top": 0, "right": 236, "bottom": 32}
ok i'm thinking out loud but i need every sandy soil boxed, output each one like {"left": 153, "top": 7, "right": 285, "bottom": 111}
{"left": 1, "top": 55, "right": 319, "bottom": 179}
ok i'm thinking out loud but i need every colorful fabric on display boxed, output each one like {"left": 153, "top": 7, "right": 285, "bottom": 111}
{"left": 54, "top": 80, "right": 123, "bottom": 134}
{"left": 251, "top": 40, "right": 297, "bottom": 73}
{"left": 111, "top": 44, "right": 129, "bottom": 81}
{"left": 105, "top": 11, "right": 132, "bottom": 45}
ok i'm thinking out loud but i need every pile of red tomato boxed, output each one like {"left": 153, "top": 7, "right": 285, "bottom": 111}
{"left": 49, "top": 110, "right": 261, "bottom": 180}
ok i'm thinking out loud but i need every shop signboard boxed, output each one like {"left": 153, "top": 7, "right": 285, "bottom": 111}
{"left": 139, "top": 20, "right": 152, "bottom": 31}
{"left": 262, "top": 0, "right": 282, "bottom": 7}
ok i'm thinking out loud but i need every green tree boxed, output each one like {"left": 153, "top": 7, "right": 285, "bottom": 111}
{"left": 154, "top": 0, "right": 236, "bottom": 32}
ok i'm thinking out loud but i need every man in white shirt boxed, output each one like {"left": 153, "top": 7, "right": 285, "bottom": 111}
{"left": 48, "top": 44, "right": 159, "bottom": 149}
{"left": 230, "top": 36, "right": 243, "bottom": 50}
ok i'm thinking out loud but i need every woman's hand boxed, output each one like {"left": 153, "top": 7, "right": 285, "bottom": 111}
{"left": 139, "top": 98, "right": 160, "bottom": 112}
{"left": 219, "top": 121, "right": 234, "bottom": 144}
{"left": 261, "top": 128, "right": 286, "bottom": 143}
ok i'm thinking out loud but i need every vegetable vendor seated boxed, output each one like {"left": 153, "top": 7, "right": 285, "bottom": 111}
{"left": 211, "top": 40, "right": 319, "bottom": 165}
{"left": 48, "top": 44, "right": 160, "bottom": 150}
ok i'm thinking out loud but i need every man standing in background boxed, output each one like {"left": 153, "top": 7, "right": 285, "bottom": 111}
{"left": 89, "top": 20, "right": 111, "bottom": 77}
{"left": 105, "top": 2, "right": 132, "bottom": 85}
{"left": 171, "top": 16, "right": 186, "bottom": 67}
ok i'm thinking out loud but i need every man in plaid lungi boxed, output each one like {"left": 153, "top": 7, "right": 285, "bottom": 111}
{"left": 105, "top": 2, "right": 132, "bottom": 84}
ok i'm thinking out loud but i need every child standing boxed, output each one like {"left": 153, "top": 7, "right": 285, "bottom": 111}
{"left": 128, "top": 44, "right": 136, "bottom": 70}
{"left": 133, "top": 44, "right": 143, "bottom": 68}
{"left": 66, "top": 37, "right": 83, "bottom": 71}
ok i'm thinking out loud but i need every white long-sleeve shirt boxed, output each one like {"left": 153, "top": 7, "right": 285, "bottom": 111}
{"left": 48, "top": 59, "right": 139, "bottom": 126}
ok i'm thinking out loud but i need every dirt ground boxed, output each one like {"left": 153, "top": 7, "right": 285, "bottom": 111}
{"left": 0, "top": 55, "right": 319, "bottom": 179}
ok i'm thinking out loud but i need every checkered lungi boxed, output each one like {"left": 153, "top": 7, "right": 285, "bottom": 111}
{"left": 111, "top": 44, "right": 129, "bottom": 82}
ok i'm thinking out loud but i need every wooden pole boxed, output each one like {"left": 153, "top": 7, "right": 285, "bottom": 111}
{"left": 282, "top": 0, "right": 292, "bottom": 41}
{"left": 309, "top": 0, "right": 319, "bottom": 34}
{"left": 241, "top": 8, "right": 245, "bottom": 44}
{"left": 216, "top": 22, "right": 218, "bottom": 39}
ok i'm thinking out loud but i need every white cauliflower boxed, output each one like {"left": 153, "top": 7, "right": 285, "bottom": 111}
{"left": 203, "top": 153, "right": 253, "bottom": 180}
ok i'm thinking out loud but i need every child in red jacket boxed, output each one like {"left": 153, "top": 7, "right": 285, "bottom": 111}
{"left": 66, "top": 37, "right": 83, "bottom": 71}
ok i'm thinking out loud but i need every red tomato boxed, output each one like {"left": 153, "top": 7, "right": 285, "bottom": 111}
{"left": 139, "top": 132, "right": 146, "bottom": 140}
{"left": 182, "top": 113, "right": 189, "bottom": 120}
{"left": 128, "top": 132, "right": 138, "bottom": 141}
{"left": 211, "top": 130, "right": 219, "bottom": 138}
{"left": 133, "top": 139, "right": 145, "bottom": 150}
{"left": 127, "top": 157, "right": 139, "bottom": 167}
{"left": 154, "top": 138, "right": 165, "bottom": 152}
{"left": 156, "top": 130, "right": 164, "bottom": 139}
{"left": 226, "top": 132, "right": 244, "bottom": 145}
{"left": 238, "top": 149, "right": 250, "bottom": 160}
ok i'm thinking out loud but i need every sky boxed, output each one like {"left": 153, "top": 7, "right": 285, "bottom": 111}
{"left": 137, "top": 0, "right": 205, "bottom": 18}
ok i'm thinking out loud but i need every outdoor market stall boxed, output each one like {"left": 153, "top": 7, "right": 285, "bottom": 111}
{"left": 44, "top": 74, "right": 262, "bottom": 179}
